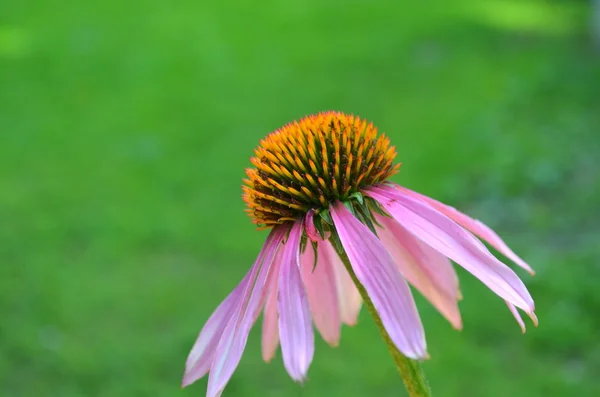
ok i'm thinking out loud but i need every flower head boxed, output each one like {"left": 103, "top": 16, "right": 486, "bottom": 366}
{"left": 183, "top": 111, "right": 536, "bottom": 397}
{"left": 242, "top": 111, "right": 399, "bottom": 228}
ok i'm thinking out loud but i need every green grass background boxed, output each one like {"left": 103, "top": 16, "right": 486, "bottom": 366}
{"left": 1, "top": 0, "right": 599, "bottom": 396}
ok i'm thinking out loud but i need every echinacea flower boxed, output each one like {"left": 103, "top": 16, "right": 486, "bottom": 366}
{"left": 182, "top": 111, "right": 536, "bottom": 397}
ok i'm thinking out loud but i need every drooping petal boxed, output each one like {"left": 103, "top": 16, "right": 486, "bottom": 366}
{"left": 507, "top": 300, "right": 538, "bottom": 330}
{"left": 183, "top": 229, "right": 284, "bottom": 386}
{"left": 366, "top": 186, "right": 535, "bottom": 315}
{"left": 324, "top": 241, "right": 363, "bottom": 326}
{"left": 278, "top": 219, "right": 315, "bottom": 381}
{"left": 375, "top": 214, "right": 462, "bottom": 329}
{"left": 204, "top": 227, "right": 286, "bottom": 397}
{"left": 330, "top": 201, "right": 427, "bottom": 359}
{"left": 305, "top": 209, "right": 320, "bottom": 242}
{"left": 301, "top": 240, "right": 341, "bottom": 346}
{"left": 183, "top": 275, "right": 248, "bottom": 386}
{"left": 261, "top": 248, "right": 284, "bottom": 363}
{"left": 261, "top": 284, "right": 280, "bottom": 362}
{"left": 506, "top": 301, "right": 526, "bottom": 333}
{"left": 395, "top": 184, "right": 535, "bottom": 275}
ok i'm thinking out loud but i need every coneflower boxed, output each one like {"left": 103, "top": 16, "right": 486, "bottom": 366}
{"left": 182, "top": 111, "right": 536, "bottom": 397}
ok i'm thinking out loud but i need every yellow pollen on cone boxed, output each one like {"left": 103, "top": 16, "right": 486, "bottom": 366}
{"left": 242, "top": 111, "right": 400, "bottom": 228}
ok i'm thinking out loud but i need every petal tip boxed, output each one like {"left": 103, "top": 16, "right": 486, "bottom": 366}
{"left": 452, "top": 320, "right": 463, "bottom": 331}
{"left": 403, "top": 346, "right": 429, "bottom": 361}
{"left": 288, "top": 369, "right": 310, "bottom": 384}
{"left": 529, "top": 311, "right": 539, "bottom": 327}
{"left": 294, "top": 375, "right": 308, "bottom": 385}
{"left": 181, "top": 373, "right": 196, "bottom": 388}
{"left": 262, "top": 354, "right": 274, "bottom": 364}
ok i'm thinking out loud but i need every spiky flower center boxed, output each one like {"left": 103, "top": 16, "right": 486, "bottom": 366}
{"left": 243, "top": 111, "right": 400, "bottom": 228}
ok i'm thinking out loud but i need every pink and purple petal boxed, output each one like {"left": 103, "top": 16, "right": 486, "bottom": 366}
{"left": 366, "top": 186, "right": 535, "bottom": 316}
{"left": 182, "top": 278, "right": 246, "bottom": 386}
{"left": 394, "top": 184, "right": 535, "bottom": 275}
{"left": 183, "top": 227, "right": 285, "bottom": 386}
{"left": 375, "top": 214, "right": 462, "bottom": 329}
{"left": 305, "top": 209, "right": 321, "bottom": 242}
{"left": 506, "top": 301, "right": 526, "bottom": 333}
{"left": 330, "top": 201, "right": 428, "bottom": 360}
{"left": 261, "top": 248, "right": 284, "bottom": 362}
{"left": 203, "top": 226, "right": 286, "bottom": 397}
{"left": 322, "top": 240, "right": 363, "bottom": 326}
{"left": 278, "top": 219, "right": 315, "bottom": 381}
{"left": 301, "top": 240, "right": 341, "bottom": 346}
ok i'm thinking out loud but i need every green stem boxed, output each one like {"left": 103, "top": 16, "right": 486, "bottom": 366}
{"left": 338, "top": 250, "right": 432, "bottom": 397}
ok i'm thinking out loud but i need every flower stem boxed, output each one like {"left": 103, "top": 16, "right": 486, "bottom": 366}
{"left": 338, "top": 250, "right": 432, "bottom": 397}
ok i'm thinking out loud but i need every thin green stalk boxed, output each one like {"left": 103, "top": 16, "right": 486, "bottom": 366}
{"left": 338, "top": 250, "right": 432, "bottom": 397}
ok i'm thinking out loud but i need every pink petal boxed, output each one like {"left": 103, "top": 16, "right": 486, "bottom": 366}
{"left": 506, "top": 301, "right": 526, "bottom": 333}
{"left": 375, "top": 214, "right": 463, "bottom": 329}
{"left": 301, "top": 241, "right": 341, "bottom": 346}
{"left": 395, "top": 184, "right": 535, "bottom": 275}
{"left": 366, "top": 186, "right": 535, "bottom": 315}
{"left": 529, "top": 310, "right": 539, "bottom": 326}
{"left": 278, "top": 219, "right": 315, "bottom": 381}
{"left": 204, "top": 227, "right": 286, "bottom": 397}
{"left": 261, "top": 280, "right": 280, "bottom": 362}
{"left": 183, "top": 228, "right": 284, "bottom": 387}
{"left": 507, "top": 301, "right": 538, "bottom": 330}
{"left": 261, "top": 249, "right": 283, "bottom": 362}
{"left": 305, "top": 209, "right": 320, "bottom": 242}
{"left": 182, "top": 276, "right": 246, "bottom": 386}
{"left": 330, "top": 201, "right": 427, "bottom": 359}
{"left": 324, "top": 241, "right": 363, "bottom": 325}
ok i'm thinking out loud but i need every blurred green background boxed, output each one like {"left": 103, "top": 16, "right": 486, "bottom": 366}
{"left": 1, "top": 0, "right": 599, "bottom": 396}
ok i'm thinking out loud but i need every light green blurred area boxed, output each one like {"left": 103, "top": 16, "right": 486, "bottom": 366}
{"left": 1, "top": 0, "right": 599, "bottom": 396}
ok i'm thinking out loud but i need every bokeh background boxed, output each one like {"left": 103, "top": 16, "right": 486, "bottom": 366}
{"left": 2, "top": 0, "right": 599, "bottom": 396}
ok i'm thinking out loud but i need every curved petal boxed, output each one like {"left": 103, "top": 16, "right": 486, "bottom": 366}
{"left": 204, "top": 226, "right": 286, "bottom": 397}
{"left": 506, "top": 301, "right": 525, "bottom": 333}
{"left": 305, "top": 209, "right": 320, "bottom": 242}
{"left": 366, "top": 186, "right": 535, "bottom": 315}
{"left": 182, "top": 275, "right": 247, "bottom": 386}
{"left": 375, "top": 214, "right": 462, "bottom": 329}
{"left": 262, "top": 248, "right": 284, "bottom": 362}
{"left": 184, "top": 228, "right": 285, "bottom": 386}
{"left": 324, "top": 241, "right": 363, "bottom": 325}
{"left": 301, "top": 241, "right": 341, "bottom": 346}
{"left": 506, "top": 301, "right": 538, "bottom": 333}
{"left": 278, "top": 219, "right": 315, "bottom": 381}
{"left": 330, "top": 201, "right": 427, "bottom": 359}
{"left": 395, "top": 184, "right": 535, "bottom": 275}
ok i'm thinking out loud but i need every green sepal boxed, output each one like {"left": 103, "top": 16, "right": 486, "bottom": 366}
{"left": 366, "top": 196, "right": 392, "bottom": 221}
{"left": 311, "top": 240, "right": 319, "bottom": 272}
{"left": 330, "top": 231, "right": 345, "bottom": 255}
{"left": 319, "top": 208, "right": 333, "bottom": 225}
{"left": 281, "top": 225, "right": 292, "bottom": 245}
{"left": 314, "top": 215, "right": 329, "bottom": 240}
{"left": 349, "top": 191, "right": 364, "bottom": 205}
{"left": 353, "top": 200, "right": 378, "bottom": 236}
{"left": 299, "top": 233, "right": 308, "bottom": 253}
{"left": 342, "top": 200, "right": 357, "bottom": 217}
